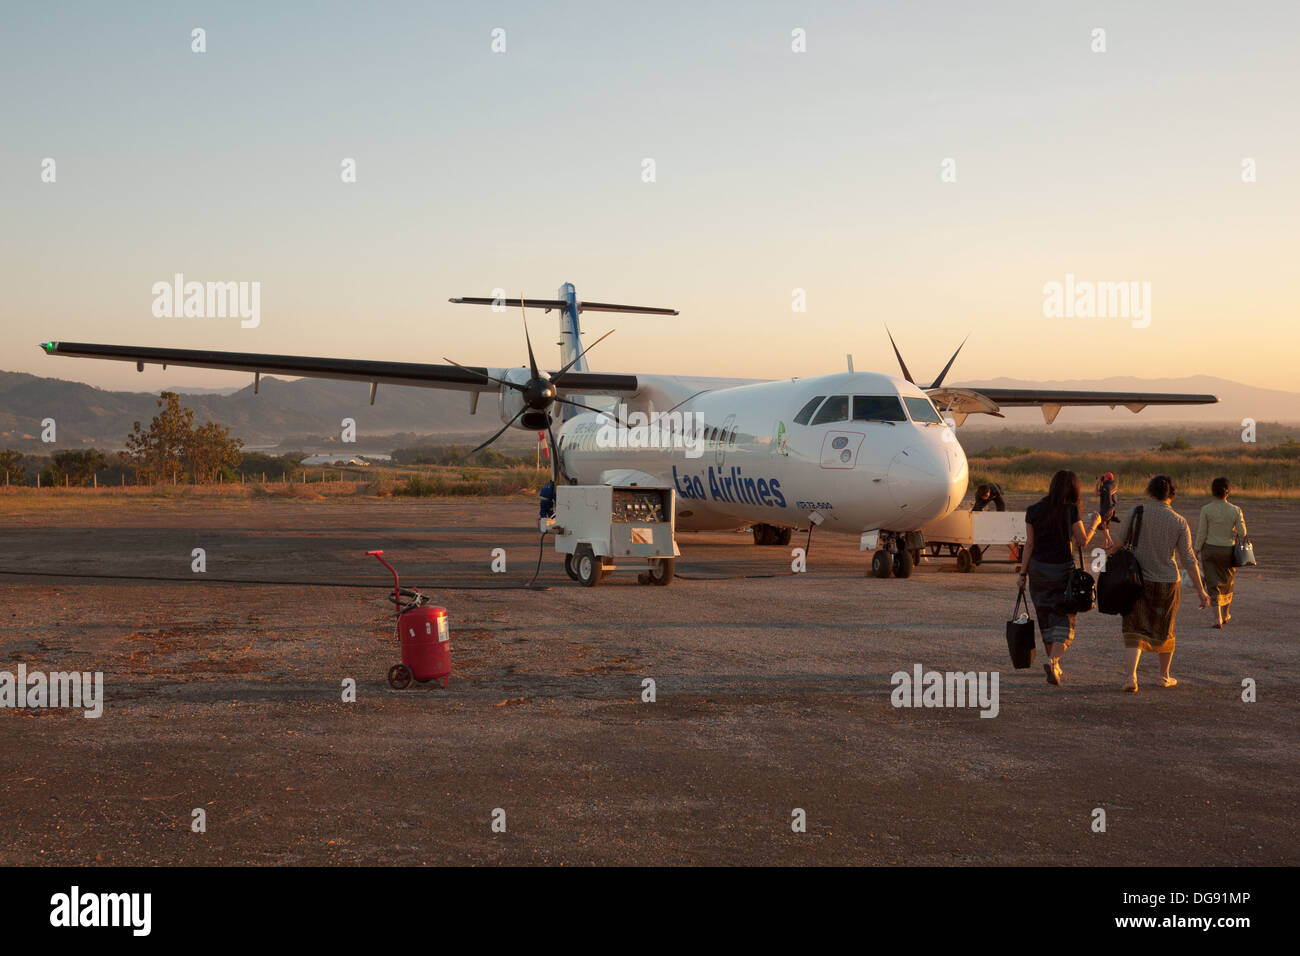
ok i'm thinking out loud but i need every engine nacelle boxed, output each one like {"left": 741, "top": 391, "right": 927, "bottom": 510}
{"left": 498, "top": 368, "right": 552, "bottom": 430}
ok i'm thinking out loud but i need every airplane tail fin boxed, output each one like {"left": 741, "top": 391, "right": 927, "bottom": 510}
{"left": 449, "top": 284, "right": 677, "bottom": 419}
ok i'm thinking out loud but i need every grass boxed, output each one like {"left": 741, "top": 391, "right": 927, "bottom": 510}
{"left": 968, "top": 441, "right": 1300, "bottom": 499}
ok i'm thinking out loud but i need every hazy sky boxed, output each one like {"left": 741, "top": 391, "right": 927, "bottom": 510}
{"left": 3, "top": 1, "right": 1297, "bottom": 391}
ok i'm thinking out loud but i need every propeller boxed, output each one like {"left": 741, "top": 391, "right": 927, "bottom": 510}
{"left": 885, "top": 327, "right": 968, "bottom": 389}
{"left": 444, "top": 298, "right": 622, "bottom": 474}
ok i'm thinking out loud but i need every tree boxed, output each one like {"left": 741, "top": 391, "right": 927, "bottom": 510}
{"left": 42, "top": 450, "right": 107, "bottom": 487}
{"left": 122, "top": 392, "right": 194, "bottom": 484}
{"left": 187, "top": 420, "right": 243, "bottom": 483}
{"left": 0, "top": 450, "right": 24, "bottom": 486}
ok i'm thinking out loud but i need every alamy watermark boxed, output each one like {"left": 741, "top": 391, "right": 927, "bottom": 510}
{"left": 1, "top": 665, "right": 103, "bottom": 718}
{"left": 891, "top": 664, "right": 999, "bottom": 718}
{"left": 151, "top": 273, "right": 260, "bottom": 328}
{"left": 1042, "top": 274, "right": 1151, "bottom": 328}
{"left": 585, "top": 407, "right": 708, "bottom": 459}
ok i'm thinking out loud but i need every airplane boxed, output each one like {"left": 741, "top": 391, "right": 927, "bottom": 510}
{"left": 39, "top": 281, "right": 1217, "bottom": 579}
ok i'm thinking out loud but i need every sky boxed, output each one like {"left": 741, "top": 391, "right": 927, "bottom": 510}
{"left": 2, "top": 1, "right": 1298, "bottom": 392}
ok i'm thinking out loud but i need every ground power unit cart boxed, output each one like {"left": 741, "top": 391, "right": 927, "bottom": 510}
{"left": 547, "top": 484, "right": 679, "bottom": 586}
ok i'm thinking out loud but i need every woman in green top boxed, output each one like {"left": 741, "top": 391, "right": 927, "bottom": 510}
{"left": 1195, "top": 477, "right": 1248, "bottom": 629}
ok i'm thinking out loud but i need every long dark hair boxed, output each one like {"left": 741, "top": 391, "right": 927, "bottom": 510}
{"left": 1041, "top": 470, "right": 1082, "bottom": 536}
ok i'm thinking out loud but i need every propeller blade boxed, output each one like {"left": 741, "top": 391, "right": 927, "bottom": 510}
{"left": 442, "top": 357, "right": 524, "bottom": 392}
{"left": 885, "top": 327, "right": 915, "bottom": 384}
{"left": 555, "top": 396, "right": 627, "bottom": 427}
{"left": 470, "top": 407, "right": 526, "bottom": 455}
{"left": 554, "top": 328, "right": 615, "bottom": 379}
{"left": 521, "top": 297, "right": 541, "bottom": 381}
{"left": 929, "top": 336, "right": 969, "bottom": 389}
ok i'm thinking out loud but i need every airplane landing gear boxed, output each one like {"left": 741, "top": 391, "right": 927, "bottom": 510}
{"left": 752, "top": 524, "right": 792, "bottom": 546}
{"left": 893, "top": 549, "right": 914, "bottom": 578}
{"left": 871, "top": 550, "right": 893, "bottom": 578}
{"left": 868, "top": 531, "right": 924, "bottom": 580}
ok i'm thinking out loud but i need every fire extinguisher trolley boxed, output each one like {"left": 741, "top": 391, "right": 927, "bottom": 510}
{"left": 367, "top": 550, "right": 450, "bottom": 689}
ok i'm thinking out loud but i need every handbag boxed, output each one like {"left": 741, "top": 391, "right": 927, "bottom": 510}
{"left": 1233, "top": 537, "right": 1256, "bottom": 568}
{"left": 1098, "top": 505, "right": 1144, "bottom": 615}
{"left": 1063, "top": 539, "right": 1096, "bottom": 614}
{"left": 1006, "top": 586, "right": 1037, "bottom": 669}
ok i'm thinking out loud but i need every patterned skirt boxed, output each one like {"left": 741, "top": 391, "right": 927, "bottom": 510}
{"left": 1122, "top": 580, "right": 1180, "bottom": 653}
{"left": 1201, "top": 544, "right": 1235, "bottom": 608}
{"left": 1028, "top": 558, "right": 1076, "bottom": 648}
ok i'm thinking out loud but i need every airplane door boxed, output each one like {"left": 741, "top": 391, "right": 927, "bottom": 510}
{"left": 715, "top": 413, "right": 736, "bottom": 467}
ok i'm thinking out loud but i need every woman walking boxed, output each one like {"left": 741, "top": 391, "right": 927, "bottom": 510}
{"left": 1196, "top": 477, "right": 1247, "bottom": 628}
{"left": 1107, "top": 475, "right": 1209, "bottom": 692}
{"left": 1017, "top": 470, "right": 1102, "bottom": 686}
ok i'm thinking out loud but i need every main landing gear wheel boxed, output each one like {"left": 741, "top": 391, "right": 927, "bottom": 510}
{"left": 649, "top": 558, "right": 675, "bottom": 586}
{"left": 574, "top": 546, "right": 604, "bottom": 587}
{"left": 563, "top": 552, "right": 579, "bottom": 581}
{"left": 387, "top": 664, "right": 413, "bottom": 690}
{"left": 753, "top": 524, "right": 793, "bottom": 546}
{"left": 893, "top": 550, "right": 914, "bottom": 579}
{"left": 870, "top": 550, "right": 893, "bottom": 579}
{"left": 955, "top": 547, "right": 974, "bottom": 573}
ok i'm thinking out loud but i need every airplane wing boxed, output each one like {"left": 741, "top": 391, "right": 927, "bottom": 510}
{"left": 927, "top": 385, "right": 1219, "bottom": 425}
{"left": 37, "top": 341, "right": 640, "bottom": 395}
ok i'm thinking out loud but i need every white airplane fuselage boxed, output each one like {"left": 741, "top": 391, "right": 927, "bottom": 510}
{"left": 555, "top": 371, "right": 969, "bottom": 536}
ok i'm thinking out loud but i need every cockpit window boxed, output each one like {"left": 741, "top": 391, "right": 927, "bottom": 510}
{"left": 793, "top": 396, "right": 826, "bottom": 425}
{"left": 810, "top": 395, "right": 849, "bottom": 425}
{"left": 852, "top": 395, "right": 907, "bottom": 423}
{"left": 903, "top": 396, "right": 944, "bottom": 424}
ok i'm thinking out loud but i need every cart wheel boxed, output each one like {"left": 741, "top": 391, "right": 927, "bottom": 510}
{"left": 575, "top": 546, "right": 603, "bottom": 587}
{"left": 387, "top": 664, "right": 413, "bottom": 690}
{"left": 563, "top": 552, "right": 579, "bottom": 581}
{"left": 955, "top": 548, "right": 973, "bottom": 573}
{"left": 893, "top": 549, "right": 914, "bottom": 579}
{"left": 650, "top": 558, "right": 675, "bottom": 586}
{"left": 870, "top": 550, "right": 893, "bottom": 578}
{"left": 970, "top": 545, "right": 983, "bottom": 566}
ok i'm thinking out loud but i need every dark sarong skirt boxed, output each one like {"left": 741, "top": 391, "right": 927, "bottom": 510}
{"left": 1201, "top": 544, "right": 1235, "bottom": 608}
{"left": 1028, "top": 558, "right": 1076, "bottom": 648}
{"left": 1122, "top": 580, "right": 1180, "bottom": 653}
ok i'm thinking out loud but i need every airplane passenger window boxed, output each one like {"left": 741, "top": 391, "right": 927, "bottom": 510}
{"left": 793, "top": 396, "right": 826, "bottom": 425}
{"left": 810, "top": 395, "right": 849, "bottom": 425}
{"left": 852, "top": 396, "right": 907, "bottom": 423}
{"left": 903, "top": 397, "right": 944, "bottom": 424}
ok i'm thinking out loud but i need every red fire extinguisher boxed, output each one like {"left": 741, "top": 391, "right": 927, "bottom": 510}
{"left": 367, "top": 550, "right": 450, "bottom": 689}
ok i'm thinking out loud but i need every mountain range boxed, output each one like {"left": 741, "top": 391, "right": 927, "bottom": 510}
{"left": 1, "top": 369, "right": 1296, "bottom": 452}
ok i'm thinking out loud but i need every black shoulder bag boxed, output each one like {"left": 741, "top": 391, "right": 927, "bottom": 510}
{"left": 1062, "top": 510, "right": 1096, "bottom": 614}
{"left": 1098, "top": 506, "right": 1144, "bottom": 615}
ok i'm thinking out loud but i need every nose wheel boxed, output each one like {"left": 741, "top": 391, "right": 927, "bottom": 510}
{"left": 868, "top": 532, "right": 920, "bottom": 579}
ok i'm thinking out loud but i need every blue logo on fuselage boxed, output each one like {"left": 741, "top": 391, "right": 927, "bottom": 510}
{"left": 673, "top": 465, "right": 786, "bottom": 509}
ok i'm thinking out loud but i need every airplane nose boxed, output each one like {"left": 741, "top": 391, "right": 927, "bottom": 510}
{"left": 887, "top": 442, "right": 968, "bottom": 523}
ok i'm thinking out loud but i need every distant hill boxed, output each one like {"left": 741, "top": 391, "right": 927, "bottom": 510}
{"left": 2, "top": 369, "right": 1296, "bottom": 453}
{"left": 0, "top": 370, "right": 495, "bottom": 452}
